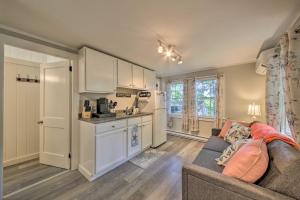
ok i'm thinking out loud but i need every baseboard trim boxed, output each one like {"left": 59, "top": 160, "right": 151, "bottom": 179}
{"left": 4, "top": 153, "right": 39, "bottom": 167}
{"left": 167, "top": 130, "right": 208, "bottom": 142}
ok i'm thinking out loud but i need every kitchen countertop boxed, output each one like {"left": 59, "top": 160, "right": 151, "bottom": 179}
{"left": 79, "top": 112, "right": 153, "bottom": 124}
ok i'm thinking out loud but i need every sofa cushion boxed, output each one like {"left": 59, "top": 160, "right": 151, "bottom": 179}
{"left": 257, "top": 140, "right": 300, "bottom": 199}
{"left": 203, "top": 136, "right": 230, "bottom": 153}
{"left": 193, "top": 149, "right": 224, "bottom": 173}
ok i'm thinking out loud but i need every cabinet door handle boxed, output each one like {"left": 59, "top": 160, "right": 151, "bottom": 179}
{"left": 37, "top": 120, "right": 43, "bottom": 124}
{"left": 123, "top": 130, "right": 127, "bottom": 132}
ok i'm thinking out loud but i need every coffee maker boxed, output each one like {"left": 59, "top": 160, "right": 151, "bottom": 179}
{"left": 96, "top": 98, "right": 116, "bottom": 118}
{"left": 97, "top": 98, "right": 109, "bottom": 114}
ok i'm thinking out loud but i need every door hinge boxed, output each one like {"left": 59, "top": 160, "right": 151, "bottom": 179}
{"left": 69, "top": 66, "right": 72, "bottom": 72}
{"left": 69, "top": 153, "right": 71, "bottom": 159}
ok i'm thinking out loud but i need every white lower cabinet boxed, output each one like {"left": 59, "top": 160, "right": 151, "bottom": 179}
{"left": 79, "top": 115, "right": 153, "bottom": 181}
{"left": 95, "top": 128, "right": 127, "bottom": 174}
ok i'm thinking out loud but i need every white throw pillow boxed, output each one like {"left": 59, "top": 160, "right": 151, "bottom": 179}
{"left": 216, "top": 139, "right": 250, "bottom": 166}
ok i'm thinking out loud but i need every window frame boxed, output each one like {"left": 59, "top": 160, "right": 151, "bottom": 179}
{"left": 195, "top": 77, "right": 217, "bottom": 119}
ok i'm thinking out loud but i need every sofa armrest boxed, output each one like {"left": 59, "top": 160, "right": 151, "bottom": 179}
{"left": 211, "top": 128, "right": 221, "bottom": 136}
{"left": 182, "top": 164, "right": 294, "bottom": 200}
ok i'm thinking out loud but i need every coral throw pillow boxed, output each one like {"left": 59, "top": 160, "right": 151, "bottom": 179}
{"left": 222, "top": 139, "right": 269, "bottom": 183}
{"left": 219, "top": 120, "right": 250, "bottom": 138}
{"left": 219, "top": 120, "right": 233, "bottom": 138}
{"left": 251, "top": 123, "right": 300, "bottom": 150}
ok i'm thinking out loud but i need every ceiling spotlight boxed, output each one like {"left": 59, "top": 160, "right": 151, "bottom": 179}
{"left": 157, "top": 41, "right": 164, "bottom": 53}
{"left": 166, "top": 50, "right": 172, "bottom": 57}
{"left": 165, "top": 45, "right": 173, "bottom": 57}
{"left": 178, "top": 58, "right": 183, "bottom": 64}
{"left": 171, "top": 56, "right": 176, "bottom": 62}
{"left": 157, "top": 44, "right": 163, "bottom": 54}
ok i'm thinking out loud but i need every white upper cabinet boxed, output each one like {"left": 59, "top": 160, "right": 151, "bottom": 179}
{"left": 117, "top": 60, "right": 132, "bottom": 88}
{"left": 143, "top": 69, "right": 156, "bottom": 90}
{"left": 117, "top": 60, "right": 146, "bottom": 90}
{"left": 79, "top": 47, "right": 117, "bottom": 93}
{"left": 132, "top": 65, "right": 144, "bottom": 89}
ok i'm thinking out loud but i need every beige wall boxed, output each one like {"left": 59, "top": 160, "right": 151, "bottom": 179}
{"left": 163, "top": 62, "right": 266, "bottom": 123}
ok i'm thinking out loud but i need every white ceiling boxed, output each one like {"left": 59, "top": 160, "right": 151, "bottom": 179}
{"left": 0, "top": 0, "right": 299, "bottom": 76}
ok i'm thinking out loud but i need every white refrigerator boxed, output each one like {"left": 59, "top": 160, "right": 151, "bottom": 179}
{"left": 152, "top": 91, "right": 167, "bottom": 147}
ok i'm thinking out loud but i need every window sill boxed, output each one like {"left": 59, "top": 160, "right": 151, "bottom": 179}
{"left": 169, "top": 114, "right": 182, "bottom": 119}
{"left": 168, "top": 115, "right": 215, "bottom": 122}
{"left": 198, "top": 117, "right": 215, "bottom": 122}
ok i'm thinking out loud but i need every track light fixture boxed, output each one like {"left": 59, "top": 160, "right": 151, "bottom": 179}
{"left": 157, "top": 40, "right": 183, "bottom": 64}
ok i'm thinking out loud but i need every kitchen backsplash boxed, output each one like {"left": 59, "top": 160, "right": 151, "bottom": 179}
{"left": 79, "top": 88, "right": 140, "bottom": 114}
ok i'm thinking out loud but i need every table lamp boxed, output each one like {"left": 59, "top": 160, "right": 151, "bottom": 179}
{"left": 248, "top": 103, "right": 261, "bottom": 121}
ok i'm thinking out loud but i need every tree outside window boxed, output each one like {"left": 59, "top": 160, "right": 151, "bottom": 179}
{"left": 196, "top": 79, "right": 217, "bottom": 118}
{"left": 169, "top": 81, "right": 184, "bottom": 115}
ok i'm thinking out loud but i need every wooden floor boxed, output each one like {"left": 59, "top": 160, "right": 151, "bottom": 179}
{"left": 4, "top": 159, "right": 66, "bottom": 196}
{"left": 5, "top": 135, "right": 204, "bottom": 200}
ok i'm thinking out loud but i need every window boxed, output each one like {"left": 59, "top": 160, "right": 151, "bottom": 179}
{"left": 196, "top": 79, "right": 217, "bottom": 118}
{"left": 169, "top": 81, "right": 184, "bottom": 115}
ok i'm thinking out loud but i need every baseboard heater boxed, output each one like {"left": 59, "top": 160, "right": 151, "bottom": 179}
{"left": 166, "top": 130, "right": 208, "bottom": 142}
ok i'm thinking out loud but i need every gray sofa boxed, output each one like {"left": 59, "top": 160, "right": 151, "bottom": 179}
{"left": 182, "top": 128, "right": 300, "bottom": 200}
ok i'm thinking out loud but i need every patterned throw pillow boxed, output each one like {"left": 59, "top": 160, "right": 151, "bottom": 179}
{"left": 216, "top": 139, "right": 250, "bottom": 166}
{"left": 224, "top": 122, "right": 251, "bottom": 144}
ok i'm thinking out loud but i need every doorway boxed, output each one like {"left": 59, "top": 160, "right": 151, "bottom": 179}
{"left": 3, "top": 45, "right": 71, "bottom": 197}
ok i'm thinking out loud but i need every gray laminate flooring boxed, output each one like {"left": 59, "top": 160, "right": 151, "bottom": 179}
{"left": 4, "top": 159, "right": 66, "bottom": 196}
{"left": 5, "top": 135, "right": 204, "bottom": 200}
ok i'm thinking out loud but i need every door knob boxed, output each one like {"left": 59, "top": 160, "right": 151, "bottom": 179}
{"left": 37, "top": 120, "right": 44, "bottom": 124}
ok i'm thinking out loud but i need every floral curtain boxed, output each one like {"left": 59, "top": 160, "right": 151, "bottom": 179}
{"left": 266, "top": 28, "right": 300, "bottom": 142}
{"left": 188, "top": 78, "right": 199, "bottom": 134}
{"left": 181, "top": 78, "right": 199, "bottom": 134}
{"left": 215, "top": 74, "right": 225, "bottom": 128}
{"left": 266, "top": 43, "right": 282, "bottom": 131}
{"left": 286, "top": 28, "right": 300, "bottom": 142}
{"left": 182, "top": 79, "right": 189, "bottom": 132}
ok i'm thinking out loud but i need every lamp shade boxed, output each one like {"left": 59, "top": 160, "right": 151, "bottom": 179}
{"left": 248, "top": 103, "right": 261, "bottom": 116}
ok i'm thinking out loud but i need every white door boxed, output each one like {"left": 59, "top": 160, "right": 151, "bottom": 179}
{"left": 39, "top": 60, "right": 70, "bottom": 169}
{"left": 117, "top": 59, "right": 132, "bottom": 88}
{"left": 132, "top": 65, "right": 144, "bottom": 89}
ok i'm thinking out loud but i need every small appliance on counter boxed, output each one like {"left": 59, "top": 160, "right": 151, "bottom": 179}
{"left": 94, "top": 98, "right": 117, "bottom": 118}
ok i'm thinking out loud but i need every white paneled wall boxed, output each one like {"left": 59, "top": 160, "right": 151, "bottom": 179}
{"left": 4, "top": 58, "right": 40, "bottom": 167}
